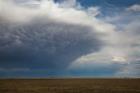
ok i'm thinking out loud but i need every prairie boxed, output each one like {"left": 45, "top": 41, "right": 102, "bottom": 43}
{"left": 0, "top": 79, "right": 140, "bottom": 93}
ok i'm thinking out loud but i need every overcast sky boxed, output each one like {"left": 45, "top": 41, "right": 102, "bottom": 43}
{"left": 0, "top": 0, "right": 140, "bottom": 78}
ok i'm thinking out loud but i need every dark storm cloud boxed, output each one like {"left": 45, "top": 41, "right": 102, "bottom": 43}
{"left": 0, "top": 18, "right": 102, "bottom": 70}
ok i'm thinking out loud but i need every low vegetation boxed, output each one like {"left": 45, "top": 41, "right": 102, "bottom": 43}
{"left": 0, "top": 79, "right": 140, "bottom": 93}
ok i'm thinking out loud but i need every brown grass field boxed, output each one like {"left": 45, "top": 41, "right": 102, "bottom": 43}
{"left": 0, "top": 79, "right": 140, "bottom": 93}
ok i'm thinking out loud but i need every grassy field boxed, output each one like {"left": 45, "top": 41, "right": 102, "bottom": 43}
{"left": 0, "top": 79, "right": 140, "bottom": 93}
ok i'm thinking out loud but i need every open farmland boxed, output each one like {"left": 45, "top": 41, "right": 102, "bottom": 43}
{"left": 0, "top": 79, "right": 140, "bottom": 93}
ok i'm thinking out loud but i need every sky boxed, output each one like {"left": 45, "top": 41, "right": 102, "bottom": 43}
{"left": 0, "top": 0, "right": 140, "bottom": 78}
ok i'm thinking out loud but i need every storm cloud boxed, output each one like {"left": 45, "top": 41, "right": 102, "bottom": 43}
{"left": 0, "top": 0, "right": 140, "bottom": 78}
{"left": 0, "top": 17, "right": 102, "bottom": 70}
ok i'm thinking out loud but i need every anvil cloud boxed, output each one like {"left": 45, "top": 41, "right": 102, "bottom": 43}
{"left": 0, "top": 0, "right": 140, "bottom": 78}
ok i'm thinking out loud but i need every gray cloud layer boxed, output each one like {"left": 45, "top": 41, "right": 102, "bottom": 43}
{"left": 0, "top": 18, "right": 102, "bottom": 70}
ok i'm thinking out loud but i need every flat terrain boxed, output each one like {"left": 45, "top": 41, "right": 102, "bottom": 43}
{"left": 0, "top": 79, "right": 140, "bottom": 93}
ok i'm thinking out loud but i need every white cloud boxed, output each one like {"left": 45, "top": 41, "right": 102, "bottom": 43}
{"left": 127, "top": 4, "right": 140, "bottom": 12}
{"left": 68, "top": 4, "right": 140, "bottom": 77}
{"left": 0, "top": 0, "right": 40, "bottom": 23}
{"left": 70, "top": 17, "right": 140, "bottom": 74}
{"left": 87, "top": 7, "right": 100, "bottom": 17}
{"left": 0, "top": 0, "right": 114, "bottom": 31}
{"left": 59, "top": 0, "right": 77, "bottom": 8}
